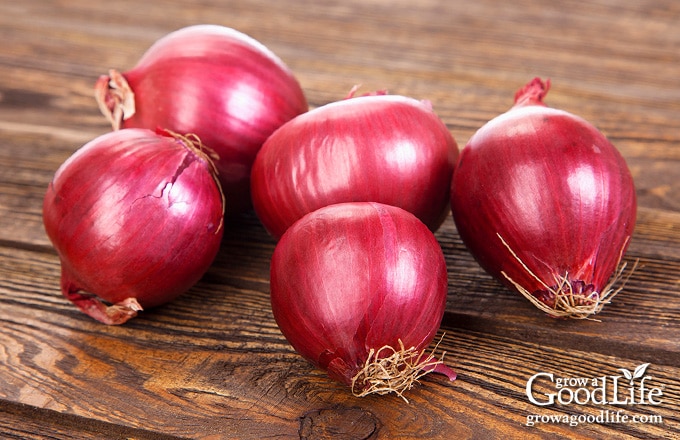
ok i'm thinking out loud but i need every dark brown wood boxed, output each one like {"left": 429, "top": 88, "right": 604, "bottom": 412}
{"left": 1, "top": 0, "right": 678, "bottom": 438}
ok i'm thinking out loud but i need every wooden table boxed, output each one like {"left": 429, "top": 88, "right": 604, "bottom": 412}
{"left": 1, "top": 1, "right": 678, "bottom": 438}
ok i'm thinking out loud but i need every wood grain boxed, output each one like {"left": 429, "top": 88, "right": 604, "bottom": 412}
{"left": 1, "top": 0, "right": 679, "bottom": 438}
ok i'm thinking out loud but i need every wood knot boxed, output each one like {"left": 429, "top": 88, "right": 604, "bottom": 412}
{"left": 299, "top": 406, "right": 381, "bottom": 440}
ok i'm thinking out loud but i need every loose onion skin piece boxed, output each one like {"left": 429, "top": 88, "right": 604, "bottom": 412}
{"left": 42, "top": 128, "right": 225, "bottom": 325}
{"left": 251, "top": 93, "right": 458, "bottom": 239}
{"left": 270, "top": 202, "right": 456, "bottom": 400}
{"left": 450, "top": 78, "right": 637, "bottom": 319}
{"left": 95, "top": 24, "right": 308, "bottom": 214}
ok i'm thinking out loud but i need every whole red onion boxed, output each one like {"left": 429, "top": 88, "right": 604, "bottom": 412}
{"left": 251, "top": 93, "right": 458, "bottom": 239}
{"left": 450, "top": 78, "right": 637, "bottom": 319}
{"left": 270, "top": 202, "right": 456, "bottom": 399}
{"left": 42, "top": 128, "right": 225, "bottom": 325}
{"left": 95, "top": 24, "right": 308, "bottom": 214}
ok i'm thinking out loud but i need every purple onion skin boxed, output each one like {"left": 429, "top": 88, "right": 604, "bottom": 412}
{"left": 43, "top": 128, "right": 224, "bottom": 325}
{"left": 450, "top": 78, "right": 636, "bottom": 318}
{"left": 251, "top": 94, "right": 458, "bottom": 239}
{"left": 96, "top": 24, "right": 308, "bottom": 215}
{"left": 270, "top": 202, "right": 454, "bottom": 387}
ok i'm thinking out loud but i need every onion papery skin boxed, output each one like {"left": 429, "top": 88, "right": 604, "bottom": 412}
{"left": 450, "top": 78, "right": 637, "bottom": 319}
{"left": 251, "top": 94, "right": 458, "bottom": 239}
{"left": 95, "top": 24, "right": 308, "bottom": 215}
{"left": 270, "top": 202, "right": 455, "bottom": 396}
{"left": 43, "top": 128, "right": 225, "bottom": 325}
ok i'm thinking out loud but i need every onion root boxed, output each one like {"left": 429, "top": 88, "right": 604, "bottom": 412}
{"left": 497, "top": 233, "right": 637, "bottom": 320}
{"left": 351, "top": 337, "right": 455, "bottom": 403}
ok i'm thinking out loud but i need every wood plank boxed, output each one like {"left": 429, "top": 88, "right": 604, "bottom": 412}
{"left": 2, "top": 277, "right": 678, "bottom": 439}
{"left": 1, "top": 295, "right": 678, "bottom": 439}
{"left": 1, "top": 211, "right": 679, "bottom": 437}
{"left": 0, "top": 401, "right": 182, "bottom": 440}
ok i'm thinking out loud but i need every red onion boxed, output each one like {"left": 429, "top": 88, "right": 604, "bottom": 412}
{"left": 95, "top": 24, "right": 308, "bottom": 214}
{"left": 251, "top": 93, "right": 458, "bottom": 239}
{"left": 270, "top": 202, "right": 456, "bottom": 400}
{"left": 450, "top": 78, "right": 637, "bottom": 319}
{"left": 42, "top": 128, "right": 225, "bottom": 325}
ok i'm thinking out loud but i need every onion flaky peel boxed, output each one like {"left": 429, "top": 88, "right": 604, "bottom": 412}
{"left": 162, "top": 129, "right": 226, "bottom": 232}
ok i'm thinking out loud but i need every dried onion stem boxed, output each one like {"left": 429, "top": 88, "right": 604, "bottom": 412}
{"left": 95, "top": 69, "right": 135, "bottom": 131}
{"left": 162, "top": 130, "right": 225, "bottom": 234}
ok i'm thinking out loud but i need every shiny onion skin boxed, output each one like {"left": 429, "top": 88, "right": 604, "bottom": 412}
{"left": 95, "top": 24, "right": 308, "bottom": 214}
{"left": 43, "top": 128, "right": 225, "bottom": 325}
{"left": 270, "top": 202, "right": 456, "bottom": 399}
{"left": 450, "top": 78, "right": 637, "bottom": 319}
{"left": 251, "top": 93, "right": 458, "bottom": 239}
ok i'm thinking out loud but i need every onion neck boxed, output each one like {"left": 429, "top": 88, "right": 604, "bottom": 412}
{"left": 94, "top": 69, "right": 136, "bottom": 131}
{"left": 158, "top": 129, "right": 226, "bottom": 233}
{"left": 61, "top": 269, "right": 142, "bottom": 325}
{"left": 512, "top": 77, "right": 550, "bottom": 108}
{"left": 344, "top": 85, "right": 388, "bottom": 99}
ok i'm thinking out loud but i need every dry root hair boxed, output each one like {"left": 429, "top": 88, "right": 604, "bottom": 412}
{"left": 497, "top": 233, "right": 637, "bottom": 320}
{"left": 351, "top": 337, "right": 447, "bottom": 403}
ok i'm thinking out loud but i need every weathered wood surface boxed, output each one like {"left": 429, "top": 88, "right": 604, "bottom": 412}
{"left": 1, "top": 0, "right": 678, "bottom": 438}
